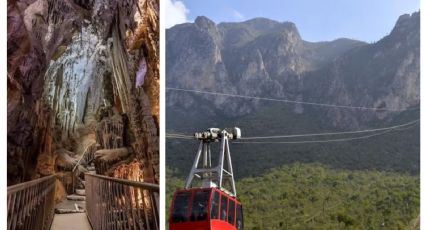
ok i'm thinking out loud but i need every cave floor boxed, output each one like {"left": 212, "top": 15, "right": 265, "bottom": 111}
{"left": 51, "top": 199, "right": 91, "bottom": 230}
{"left": 55, "top": 199, "right": 86, "bottom": 210}
{"left": 51, "top": 213, "right": 92, "bottom": 230}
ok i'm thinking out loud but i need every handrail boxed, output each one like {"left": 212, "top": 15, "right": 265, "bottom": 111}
{"left": 71, "top": 143, "right": 96, "bottom": 194}
{"left": 7, "top": 175, "right": 55, "bottom": 193}
{"left": 85, "top": 173, "right": 159, "bottom": 230}
{"left": 86, "top": 173, "right": 160, "bottom": 191}
{"left": 72, "top": 142, "right": 96, "bottom": 172}
{"left": 7, "top": 175, "right": 56, "bottom": 230}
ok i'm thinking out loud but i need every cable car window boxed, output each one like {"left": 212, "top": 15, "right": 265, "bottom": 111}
{"left": 228, "top": 199, "right": 235, "bottom": 225}
{"left": 220, "top": 195, "right": 228, "bottom": 221}
{"left": 190, "top": 190, "right": 210, "bottom": 221}
{"left": 236, "top": 204, "right": 243, "bottom": 230}
{"left": 172, "top": 192, "right": 191, "bottom": 223}
{"left": 210, "top": 191, "right": 220, "bottom": 219}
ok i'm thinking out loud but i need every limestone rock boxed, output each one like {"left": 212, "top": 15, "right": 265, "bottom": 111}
{"left": 8, "top": 0, "right": 159, "bottom": 186}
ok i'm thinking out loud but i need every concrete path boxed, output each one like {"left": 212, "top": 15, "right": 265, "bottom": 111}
{"left": 51, "top": 165, "right": 94, "bottom": 229}
{"left": 55, "top": 199, "right": 86, "bottom": 210}
{"left": 51, "top": 194, "right": 91, "bottom": 230}
{"left": 51, "top": 213, "right": 92, "bottom": 230}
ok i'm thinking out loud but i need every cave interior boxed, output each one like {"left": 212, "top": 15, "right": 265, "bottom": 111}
{"left": 7, "top": 0, "right": 159, "bottom": 201}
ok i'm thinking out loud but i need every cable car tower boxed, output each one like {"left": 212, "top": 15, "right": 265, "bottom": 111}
{"left": 185, "top": 127, "right": 240, "bottom": 196}
{"left": 170, "top": 127, "right": 244, "bottom": 230}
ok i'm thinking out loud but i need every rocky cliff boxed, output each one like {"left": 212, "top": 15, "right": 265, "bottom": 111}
{"left": 167, "top": 13, "right": 419, "bottom": 125}
{"left": 303, "top": 12, "right": 420, "bottom": 127}
{"left": 166, "top": 16, "right": 368, "bottom": 116}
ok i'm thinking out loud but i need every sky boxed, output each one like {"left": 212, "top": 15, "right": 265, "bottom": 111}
{"left": 165, "top": 0, "right": 420, "bottom": 42}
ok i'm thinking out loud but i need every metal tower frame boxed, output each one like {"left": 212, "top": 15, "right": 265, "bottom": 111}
{"left": 184, "top": 128, "right": 239, "bottom": 197}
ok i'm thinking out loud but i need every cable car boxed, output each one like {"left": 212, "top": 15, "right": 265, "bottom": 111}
{"left": 169, "top": 128, "right": 244, "bottom": 230}
{"left": 170, "top": 187, "right": 243, "bottom": 230}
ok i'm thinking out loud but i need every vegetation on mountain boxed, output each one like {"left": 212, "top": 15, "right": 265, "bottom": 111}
{"left": 167, "top": 164, "right": 419, "bottom": 229}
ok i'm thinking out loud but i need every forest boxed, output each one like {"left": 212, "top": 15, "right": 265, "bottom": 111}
{"left": 167, "top": 163, "right": 419, "bottom": 229}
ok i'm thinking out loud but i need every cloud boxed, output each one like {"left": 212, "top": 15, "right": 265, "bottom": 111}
{"left": 232, "top": 9, "right": 244, "bottom": 21}
{"left": 165, "top": 0, "right": 189, "bottom": 28}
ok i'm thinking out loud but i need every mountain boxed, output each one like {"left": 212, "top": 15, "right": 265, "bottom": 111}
{"left": 303, "top": 12, "right": 420, "bottom": 127}
{"left": 166, "top": 16, "right": 366, "bottom": 116}
{"left": 166, "top": 13, "right": 420, "bottom": 178}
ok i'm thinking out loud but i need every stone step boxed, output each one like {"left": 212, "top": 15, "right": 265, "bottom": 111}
{"left": 86, "top": 166, "right": 95, "bottom": 171}
{"left": 75, "top": 189, "right": 86, "bottom": 196}
{"left": 55, "top": 208, "right": 85, "bottom": 214}
{"left": 67, "top": 194, "right": 86, "bottom": 201}
{"left": 87, "top": 170, "right": 96, "bottom": 174}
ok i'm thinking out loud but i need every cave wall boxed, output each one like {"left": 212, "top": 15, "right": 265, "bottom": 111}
{"left": 8, "top": 0, "right": 85, "bottom": 185}
{"left": 7, "top": 0, "right": 159, "bottom": 185}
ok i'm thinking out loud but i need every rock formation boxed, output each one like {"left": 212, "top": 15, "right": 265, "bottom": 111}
{"left": 166, "top": 13, "right": 419, "bottom": 123}
{"left": 7, "top": 0, "right": 160, "bottom": 199}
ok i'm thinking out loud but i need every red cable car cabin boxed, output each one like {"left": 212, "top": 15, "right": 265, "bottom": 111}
{"left": 170, "top": 187, "right": 243, "bottom": 230}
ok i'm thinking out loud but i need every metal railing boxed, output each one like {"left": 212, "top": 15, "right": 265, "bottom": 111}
{"left": 83, "top": 143, "right": 97, "bottom": 166}
{"left": 72, "top": 143, "right": 97, "bottom": 172}
{"left": 71, "top": 143, "right": 97, "bottom": 194}
{"left": 85, "top": 173, "right": 159, "bottom": 230}
{"left": 7, "top": 175, "right": 56, "bottom": 230}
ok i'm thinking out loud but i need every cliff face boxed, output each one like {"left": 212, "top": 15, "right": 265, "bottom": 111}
{"left": 303, "top": 12, "right": 420, "bottom": 127}
{"left": 166, "top": 13, "right": 419, "bottom": 125}
{"left": 166, "top": 16, "right": 366, "bottom": 116}
{"left": 8, "top": 0, "right": 159, "bottom": 186}
{"left": 166, "top": 13, "right": 420, "bottom": 177}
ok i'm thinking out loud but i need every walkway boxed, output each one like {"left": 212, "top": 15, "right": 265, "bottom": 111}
{"left": 7, "top": 166, "right": 159, "bottom": 230}
{"left": 51, "top": 213, "right": 91, "bottom": 230}
{"left": 51, "top": 167, "right": 94, "bottom": 230}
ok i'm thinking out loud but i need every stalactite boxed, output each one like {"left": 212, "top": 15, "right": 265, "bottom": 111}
{"left": 127, "top": 0, "right": 159, "bottom": 125}
{"left": 109, "top": 17, "right": 159, "bottom": 182}
{"left": 95, "top": 107, "right": 125, "bottom": 149}
{"left": 109, "top": 25, "right": 133, "bottom": 113}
